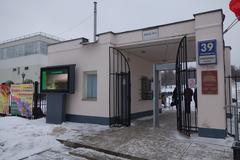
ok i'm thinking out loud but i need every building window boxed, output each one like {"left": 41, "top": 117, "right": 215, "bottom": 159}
{"left": 141, "top": 76, "right": 153, "bottom": 100}
{"left": 84, "top": 71, "right": 97, "bottom": 100}
{"left": 0, "top": 41, "right": 45, "bottom": 60}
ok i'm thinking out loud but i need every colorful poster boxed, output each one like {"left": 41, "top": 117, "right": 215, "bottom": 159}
{"left": 0, "top": 84, "right": 10, "bottom": 114}
{"left": 10, "top": 84, "right": 34, "bottom": 118}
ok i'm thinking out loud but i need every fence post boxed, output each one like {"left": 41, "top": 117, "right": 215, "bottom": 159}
{"left": 234, "top": 106, "right": 239, "bottom": 141}
{"left": 34, "top": 81, "right": 38, "bottom": 108}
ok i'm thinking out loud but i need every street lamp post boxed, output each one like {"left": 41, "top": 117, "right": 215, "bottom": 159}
{"left": 21, "top": 72, "right": 25, "bottom": 83}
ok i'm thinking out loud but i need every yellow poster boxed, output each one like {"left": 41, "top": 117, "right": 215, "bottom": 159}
{"left": 0, "top": 84, "right": 10, "bottom": 114}
{"left": 10, "top": 84, "right": 34, "bottom": 117}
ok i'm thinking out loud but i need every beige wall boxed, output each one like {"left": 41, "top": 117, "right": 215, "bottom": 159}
{"left": 112, "top": 20, "right": 195, "bottom": 47}
{"left": 195, "top": 10, "right": 226, "bottom": 130}
{"left": 127, "top": 53, "right": 153, "bottom": 113}
{"left": 48, "top": 38, "right": 110, "bottom": 118}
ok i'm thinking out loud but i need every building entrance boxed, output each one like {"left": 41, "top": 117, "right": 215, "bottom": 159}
{"left": 109, "top": 34, "right": 197, "bottom": 134}
{"left": 152, "top": 36, "right": 198, "bottom": 136}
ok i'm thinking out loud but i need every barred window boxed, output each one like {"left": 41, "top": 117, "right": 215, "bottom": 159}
{"left": 141, "top": 76, "right": 153, "bottom": 100}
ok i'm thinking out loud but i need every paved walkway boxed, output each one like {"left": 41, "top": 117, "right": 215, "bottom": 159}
{"left": 71, "top": 110, "right": 233, "bottom": 160}
{"left": 25, "top": 110, "right": 233, "bottom": 160}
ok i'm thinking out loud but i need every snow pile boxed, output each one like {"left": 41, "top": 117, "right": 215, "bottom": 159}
{"left": 0, "top": 117, "right": 62, "bottom": 160}
{"left": 0, "top": 116, "right": 108, "bottom": 160}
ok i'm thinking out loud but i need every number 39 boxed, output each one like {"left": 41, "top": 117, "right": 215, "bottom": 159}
{"left": 201, "top": 42, "right": 214, "bottom": 52}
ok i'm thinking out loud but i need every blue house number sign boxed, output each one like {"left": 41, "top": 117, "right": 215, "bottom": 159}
{"left": 198, "top": 39, "right": 217, "bottom": 65}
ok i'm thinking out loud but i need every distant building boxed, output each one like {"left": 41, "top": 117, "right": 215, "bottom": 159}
{"left": 0, "top": 32, "right": 61, "bottom": 83}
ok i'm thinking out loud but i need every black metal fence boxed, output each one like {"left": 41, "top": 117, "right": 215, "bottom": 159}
{"left": 225, "top": 76, "right": 240, "bottom": 140}
{"left": 33, "top": 82, "right": 47, "bottom": 118}
{"left": 226, "top": 105, "right": 240, "bottom": 140}
{"left": 109, "top": 47, "right": 131, "bottom": 127}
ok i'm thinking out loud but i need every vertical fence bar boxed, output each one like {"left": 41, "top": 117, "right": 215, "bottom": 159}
{"left": 235, "top": 76, "right": 239, "bottom": 141}
{"left": 153, "top": 64, "right": 159, "bottom": 128}
{"left": 229, "top": 76, "right": 233, "bottom": 135}
{"left": 234, "top": 106, "right": 239, "bottom": 141}
{"left": 235, "top": 77, "right": 238, "bottom": 106}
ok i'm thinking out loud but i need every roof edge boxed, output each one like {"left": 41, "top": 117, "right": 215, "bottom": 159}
{"left": 0, "top": 32, "right": 62, "bottom": 46}
{"left": 48, "top": 37, "right": 89, "bottom": 46}
{"left": 193, "top": 9, "right": 223, "bottom": 17}
{"left": 97, "top": 19, "right": 195, "bottom": 36}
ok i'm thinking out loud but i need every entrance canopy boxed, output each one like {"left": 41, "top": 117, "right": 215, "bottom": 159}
{"left": 114, "top": 35, "right": 197, "bottom": 128}
{"left": 118, "top": 35, "right": 196, "bottom": 64}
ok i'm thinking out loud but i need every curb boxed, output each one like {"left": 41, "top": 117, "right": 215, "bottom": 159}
{"left": 57, "top": 139, "right": 147, "bottom": 160}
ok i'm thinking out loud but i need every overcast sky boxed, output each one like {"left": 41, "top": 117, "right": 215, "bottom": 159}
{"left": 0, "top": 0, "right": 239, "bottom": 65}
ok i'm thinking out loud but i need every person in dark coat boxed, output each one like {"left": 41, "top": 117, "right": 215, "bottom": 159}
{"left": 184, "top": 87, "right": 193, "bottom": 136}
{"left": 171, "top": 87, "right": 177, "bottom": 106}
{"left": 184, "top": 87, "right": 193, "bottom": 113}
{"left": 193, "top": 88, "right": 197, "bottom": 109}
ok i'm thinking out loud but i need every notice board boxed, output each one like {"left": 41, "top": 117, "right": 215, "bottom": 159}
{"left": 10, "top": 84, "right": 34, "bottom": 117}
{"left": 201, "top": 70, "right": 218, "bottom": 94}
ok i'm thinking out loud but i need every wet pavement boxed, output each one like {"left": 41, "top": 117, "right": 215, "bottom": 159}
{"left": 25, "top": 109, "right": 233, "bottom": 160}
{"left": 69, "top": 110, "right": 233, "bottom": 160}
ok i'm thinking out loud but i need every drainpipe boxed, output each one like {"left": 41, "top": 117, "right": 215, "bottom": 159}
{"left": 93, "top": 2, "right": 97, "bottom": 42}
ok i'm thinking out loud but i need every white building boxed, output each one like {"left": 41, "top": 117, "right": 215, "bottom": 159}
{"left": 47, "top": 9, "right": 232, "bottom": 139}
{"left": 0, "top": 32, "right": 60, "bottom": 83}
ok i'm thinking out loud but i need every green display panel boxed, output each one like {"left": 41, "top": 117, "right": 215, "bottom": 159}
{"left": 41, "top": 68, "right": 69, "bottom": 92}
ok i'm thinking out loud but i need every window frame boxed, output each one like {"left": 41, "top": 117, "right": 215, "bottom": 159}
{"left": 83, "top": 71, "right": 97, "bottom": 101}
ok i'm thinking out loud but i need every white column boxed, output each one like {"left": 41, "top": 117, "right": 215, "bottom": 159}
{"left": 195, "top": 10, "right": 226, "bottom": 138}
{"left": 224, "top": 47, "right": 232, "bottom": 106}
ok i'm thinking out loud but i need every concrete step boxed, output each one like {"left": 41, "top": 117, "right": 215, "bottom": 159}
{"left": 57, "top": 139, "right": 146, "bottom": 160}
{"left": 70, "top": 147, "right": 129, "bottom": 160}
{"left": 21, "top": 149, "right": 89, "bottom": 160}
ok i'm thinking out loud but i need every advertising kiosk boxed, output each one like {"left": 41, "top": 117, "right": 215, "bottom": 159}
{"left": 40, "top": 64, "right": 75, "bottom": 124}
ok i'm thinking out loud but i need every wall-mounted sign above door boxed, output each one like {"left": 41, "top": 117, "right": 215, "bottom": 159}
{"left": 143, "top": 28, "right": 159, "bottom": 41}
{"left": 198, "top": 39, "right": 217, "bottom": 65}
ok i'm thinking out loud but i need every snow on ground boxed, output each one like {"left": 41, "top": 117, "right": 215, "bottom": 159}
{"left": 0, "top": 116, "right": 108, "bottom": 160}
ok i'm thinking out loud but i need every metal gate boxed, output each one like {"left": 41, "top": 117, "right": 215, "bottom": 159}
{"left": 109, "top": 47, "right": 131, "bottom": 127}
{"left": 225, "top": 76, "right": 240, "bottom": 140}
{"left": 175, "top": 36, "right": 198, "bottom": 136}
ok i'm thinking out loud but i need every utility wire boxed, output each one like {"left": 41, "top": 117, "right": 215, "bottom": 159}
{"left": 223, "top": 17, "right": 239, "bottom": 34}
{"left": 57, "top": 14, "right": 93, "bottom": 36}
